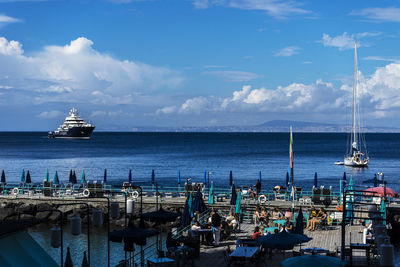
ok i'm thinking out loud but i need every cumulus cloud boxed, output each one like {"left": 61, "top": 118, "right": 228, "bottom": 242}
{"left": 156, "top": 106, "right": 177, "bottom": 115}
{"left": 320, "top": 32, "right": 382, "bottom": 50}
{"left": 351, "top": 7, "right": 400, "bottom": 23}
{"left": 192, "top": 0, "right": 310, "bottom": 19}
{"left": 274, "top": 46, "right": 300, "bottom": 57}
{"left": 204, "top": 70, "right": 258, "bottom": 82}
{"left": 37, "top": 110, "right": 63, "bottom": 119}
{"left": 0, "top": 36, "right": 183, "bottom": 107}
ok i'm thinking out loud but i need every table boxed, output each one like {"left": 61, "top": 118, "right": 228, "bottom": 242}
{"left": 147, "top": 257, "right": 175, "bottom": 267}
{"left": 230, "top": 246, "right": 259, "bottom": 258}
{"left": 350, "top": 243, "right": 370, "bottom": 265}
{"left": 196, "top": 228, "right": 213, "bottom": 245}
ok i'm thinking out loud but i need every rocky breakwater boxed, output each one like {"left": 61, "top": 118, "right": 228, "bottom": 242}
{"left": 0, "top": 198, "right": 183, "bottom": 232}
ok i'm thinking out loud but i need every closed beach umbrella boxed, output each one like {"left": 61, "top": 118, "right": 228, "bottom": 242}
{"left": 181, "top": 199, "right": 191, "bottom": 227}
{"left": 235, "top": 189, "right": 242, "bottom": 214}
{"left": 54, "top": 171, "right": 60, "bottom": 185}
{"left": 259, "top": 171, "right": 262, "bottom": 183}
{"left": 1, "top": 170, "right": 5, "bottom": 184}
{"left": 81, "top": 170, "right": 86, "bottom": 184}
{"left": 151, "top": 169, "right": 155, "bottom": 184}
{"left": 128, "top": 169, "right": 132, "bottom": 183}
{"left": 229, "top": 171, "right": 233, "bottom": 186}
{"left": 208, "top": 181, "right": 214, "bottom": 205}
{"left": 343, "top": 172, "right": 347, "bottom": 181}
{"left": 374, "top": 173, "right": 378, "bottom": 187}
{"left": 203, "top": 170, "right": 207, "bottom": 184}
{"left": 230, "top": 183, "right": 237, "bottom": 205}
{"left": 314, "top": 172, "right": 318, "bottom": 187}
{"left": 345, "top": 177, "right": 354, "bottom": 223}
{"left": 381, "top": 199, "right": 387, "bottom": 225}
{"left": 193, "top": 189, "right": 207, "bottom": 214}
{"left": 256, "top": 230, "right": 312, "bottom": 250}
{"left": 73, "top": 170, "right": 77, "bottom": 184}
{"left": 178, "top": 169, "right": 181, "bottom": 185}
{"left": 64, "top": 247, "right": 73, "bottom": 267}
{"left": 81, "top": 251, "right": 89, "bottom": 267}
{"left": 286, "top": 172, "right": 289, "bottom": 187}
{"left": 21, "top": 169, "right": 25, "bottom": 183}
{"left": 69, "top": 169, "right": 73, "bottom": 183}
{"left": 294, "top": 207, "right": 304, "bottom": 235}
{"left": 141, "top": 207, "right": 180, "bottom": 224}
{"left": 103, "top": 169, "right": 107, "bottom": 184}
{"left": 45, "top": 169, "right": 50, "bottom": 182}
{"left": 188, "top": 192, "right": 193, "bottom": 217}
{"left": 280, "top": 254, "right": 347, "bottom": 267}
{"left": 26, "top": 170, "right": 31, "bottom": 184}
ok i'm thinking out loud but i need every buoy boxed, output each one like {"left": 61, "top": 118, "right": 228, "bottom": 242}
{"left": 50, "top": 226, "right": 61, "bottom": 248}
{"left": 258, "top": 194, "right": 267, "bottom": 204}
{"left": 92, "top": 209, "right": 103, "bottom": 227}
{"left": 380, "top": 241, "right": 395, "bottom": 267}
{"left": 70, "top": 216, "right": 82, "bottom": 235}
{"left": 110, "top": 202, "right": 120, "bottom": 219}
{"left": 127, "top": 199, "right": 135, "bottom": 214}
{"left": 83, "top": 189, "right": 90, "bottom": 197}
{"left": 12, "top": 187, "right": 19, "bottom": 196}
{"left": 131, "top": 190, "right": 139, "bottom": 199}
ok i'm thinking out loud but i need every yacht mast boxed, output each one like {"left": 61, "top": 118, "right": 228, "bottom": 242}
{"left": 352, "top": 42, "right": 358, "bottom": 151}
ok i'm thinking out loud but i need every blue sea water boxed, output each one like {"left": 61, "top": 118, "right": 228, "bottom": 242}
{"left": 2, "top": 132, "right": 400, "bottom": 266}
{"left": 0, "top": 132, "right": 399, "bottom": 193}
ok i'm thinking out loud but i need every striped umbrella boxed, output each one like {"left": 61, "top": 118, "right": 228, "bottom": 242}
{"left": 21, "top": 169, "right": 25, "bottom": 183}
{"left": 53, "top": 171, "right": 60, "bottom": 185}
{"left": 81, "top": 170, "right": 86, "bottom": 184}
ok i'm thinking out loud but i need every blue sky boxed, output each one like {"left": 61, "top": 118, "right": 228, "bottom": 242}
{"left": 1, "top": 0, "right": 400, "bottom": 130}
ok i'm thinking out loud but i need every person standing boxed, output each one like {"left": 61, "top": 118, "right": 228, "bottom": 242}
{"left": 211, "top": 210, "right": 222, "bottom": 246}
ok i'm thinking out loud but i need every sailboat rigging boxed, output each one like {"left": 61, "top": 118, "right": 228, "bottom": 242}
{"left": 344, "top": 42, "right": 369, "bottom": 167}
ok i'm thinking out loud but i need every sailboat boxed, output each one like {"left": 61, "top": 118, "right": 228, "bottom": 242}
{"left": 344, "top": 42, "right": 369, "bottom": 167}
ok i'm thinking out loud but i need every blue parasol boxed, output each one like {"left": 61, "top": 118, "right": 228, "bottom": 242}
{"left": 229, "top": 170, "right": 233, "bottom": 186}
{"left": 81, "top": 170, "right": 86, "bottom": 184}
{"left": 21, "top": 169, "right": 25, "bottom": 183}
{"left": 235, "top": 189, "right": 242, "bottom": 214}
{"left": 345, "top": 176, "right": 354, "bottom": 223}
{"left": 314, "top": 172, "right": 318, "bottom": 188}
{"left": 343, "top": 172, "right": 347, "bottom": 181}
{"left": 151, "top": 169, "right": 155, "bottom": 184}
{"left": 26, "top": 170, "right": 31, "bottom": 184}
{"left": 1, "top": 170, "right": 5, "bottom": 184}
{"left": 72, "top": 170, "right": 77, "bottom": 184}
{"left": 230, "top": 183, "right": 237, "bottom": 205}
{"left": 286, "top": 172, "right": 289, "bottom": 187}
{"left": 256, "top": 230, "right": 312, "bottom": 250}
{"left": 128, "top": 169, "right": 132, "bottom": 183}
{"left": 281, "top": 254, "right": 347, "bottom": 267}
{"left": 54, "top": 171, "right": 60, "bottom": 185}
{"left": 69, "top": 169, "right": 73, "bottom": 183}
{"left": 294, "top": 207, "right": 304, "bottom": 235}
{"left": 208, "top": 181, "right": 214, "bottom": 205}
{"left": 193, "top": 189, "right": 207, "bottom": 214}
{"left": 381, "top": 199, "right": 387, "bottom": 225}
{"left": 181, "top": 199, "right": 192, "bottom": 227}
{"left": 259, "top": 171, "right": 262, "bottom": 182}
{"left": 188, "top": 193, "right": 193, "bottom": 217}
{"left": 178, "top": 169, "right": 181, "bottom": 185}
{"left": 45, "top": 169, "right": 50, "bottom": 183}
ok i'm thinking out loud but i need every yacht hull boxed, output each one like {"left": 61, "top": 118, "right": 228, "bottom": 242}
{"left": 344, "top": 156, "right": 369, "bottom": 167}
{"left": 48, "top": 126, "right": 95, "bottom": 139}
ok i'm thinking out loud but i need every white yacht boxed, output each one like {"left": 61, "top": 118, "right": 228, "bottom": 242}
{"left": 48, "top": 108, "right": 95, "bottom": 139}
{"left": 344, "top": 43, "right": 369, "bottom": 167}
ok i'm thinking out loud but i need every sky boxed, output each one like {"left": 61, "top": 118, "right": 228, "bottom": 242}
{"left": 1, "top": 0, "right": 400, "bottom": 130}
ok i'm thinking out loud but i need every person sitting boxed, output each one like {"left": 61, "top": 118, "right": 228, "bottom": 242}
{"left": 306, "top": 207, "right": 317, "bottom": 230}
{"left": 308, "top": 207, "right": 327, "bottom": 231}
{"left": 261, "top": 208, "right": 271, "bottom": 225}
{"left": 248, "top": 186, "right": 256, "bottom": 199}
{"left": 191, "top": 221, "right": 201, "bottom": 232}
{"left": 252, "top": 226, "right": 262, "bottom": 239}
{"left": 228, "top": 214, "right": 239, "bottom": 231}
{"left": 284, "top": 217, "right": 293, "bottom": 232}
{"left": 254, "top": 206, "right": 262, "bottom": 226}
{"left": 272, "top": 207, "right": 283, "bottom": 219}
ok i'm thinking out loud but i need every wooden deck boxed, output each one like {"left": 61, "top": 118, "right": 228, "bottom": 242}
{"left": 193, "top": 223, "right": 378, "bottom": 267}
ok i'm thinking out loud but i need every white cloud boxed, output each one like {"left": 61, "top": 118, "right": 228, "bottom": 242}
{"left": 37, "top": 110, "right": 63, "bottom": 119}
{"left": 204, "top": 70, "right": 258, "bottom": 82}
{"left": 192, "top": 0, "right": 310, "bottom": 19}
{"left": 179, "top": 96, "right": 213, "bottom": 114}
{"left": 156, "top": 105, "right": 177, "bottom": 115}
{"left": 0, "top": 36, "right": 183, "bottom": 106}
{"left": 320, "top": 32, "right": 355, "bottom": 50}
{"left": 274, "top": 46, "right": 300, "bottom": 57}
{"left": 363, "top": 56, "right": 400, "bottom": 63}
{"left": 351, "top": 7, "right": 400, "bottom": 23}
{"left": 0, "top": 14, "right": 21, "bottom": 23}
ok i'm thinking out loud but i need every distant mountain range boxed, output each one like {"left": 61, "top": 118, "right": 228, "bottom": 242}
{"left": 126, "top": 120, "right": 400, "bottom": 133}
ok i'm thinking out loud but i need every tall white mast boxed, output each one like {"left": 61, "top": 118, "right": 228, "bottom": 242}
{"left": 352, "top": 42, "right": 358, "bottom": 151}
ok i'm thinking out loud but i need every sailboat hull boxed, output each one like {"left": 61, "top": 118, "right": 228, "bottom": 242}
{"left": 344, "top": 156, "right": 369, "bottom": 167}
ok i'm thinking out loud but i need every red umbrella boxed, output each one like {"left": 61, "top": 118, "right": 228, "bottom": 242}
{"left": 364, "top": 186, "right": 398, "bottom": 197}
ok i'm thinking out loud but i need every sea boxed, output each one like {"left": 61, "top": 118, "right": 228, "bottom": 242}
{"left": 1, "top": 132, "right": 400, "bottom": 266}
